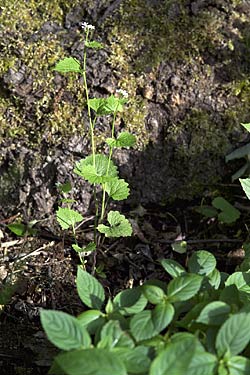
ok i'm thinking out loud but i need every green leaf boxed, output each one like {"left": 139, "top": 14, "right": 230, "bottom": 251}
{"left": 74, "top": 154, "right": 118, "bottom": 184}
{"left": 130, "top": 310, "right": 157, "bottom": 341}
{"left": 56, "top": 207, "right": 83, "bottom": 230}
{"left": 7, "top": 222, "right": 26, "bottom": 236}
{"left": 227, "top": 356, "right": 250, "bottom": 375}
{"left": 226, "top": 143, "right": 250, "bottom": 162}
{"left": 72, "top": 242, "right": 96, "bottom": 253}
{"left": 188, "top": 250, "right": 216, "bottom": 276}
{"left": 85, "top": 40, "right": 103, "bottom": 49}
{"left": 113, "top": 287, "right": 147, "bottom": 315}
{"left": 88, "top": 95, "right": 125, "bottom": 116}
{"left": 106, "top": 132, "right": 136, "bottom": 148}
{"left": 160, "top": 259, "right": 186, "bottom": 278}
{"left": 40, "top": 310, "right": 91, "bottom": 350}
{"left": 130, "top": 302, "right": 174, "bottom": 342}
{"left": 76, "top": 267, "right": 105, "bottom": 310}
{"left": 54, "top": 349, "right": 127, "bottom": 375}
{"left": 113, "top": 346, "right": 151, "bottom": 374}
{"left": 241, "top": 123, "right": 250, "bottom": 133}
{"left": 216, "top": 312, "right": 250, "bottom": 356}
{"left": 77, "top": 310, "right": 104, "bottom": 328}
{"left": 195, "top": 206, "right": 218, "bottom": 218}
{"left": 97, "top": 210, "right": 132, "bottom": 237}
{"left": 142, "top": 285, "right": 165, "bottom": 304}
{"left": 53, "top": 57, "right": 81, "bottom": 73}
{"left": 105, "top": 178, "right": 130, "bottom": 201}
{"left": 57, "top": 181, "right": 72, "bottom": 193}
{"left": 240, "top": 178, "right": 250, "bottom": 200}
{"left": 98, "top": 320, "right": 134, "bottom": 349}
{"left": 171, "top": 240, "right": 187, "bottom": 254}
{"left": 150, "top": 335, "right": 217, "bottom": 375}
{"left": 196, "top": 301, "right": 231, "bottom": 326}
{"left": 225, "top": 272, "right": 250, "bottom": 294}
{"left": 167, "top": 274, "right": 203, "bottom": 302}
{"left": 151, "top": 302, "right": 174, "bottom": 332}
{"left": 207, "top": 268, "right": 221, "bottom": 289}
{"left": 212, "top": 197, "right": 240, "bottom": 224}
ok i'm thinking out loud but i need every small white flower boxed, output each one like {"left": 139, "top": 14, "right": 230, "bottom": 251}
{"left": 116, "top": 89, "right": 129, "bottom": 98}
{"left": 81, "top": 22, "right": 95, "bottom": 30}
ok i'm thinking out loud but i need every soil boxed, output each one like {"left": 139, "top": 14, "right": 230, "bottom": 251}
{"left": 1, "top": 0, "right": 250, "bottom": 374}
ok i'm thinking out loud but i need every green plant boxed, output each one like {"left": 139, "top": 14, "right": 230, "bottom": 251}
{"left": 41, "top": 247, "right": 250, "bottom": 375}
{"left": 196, "top": 196, "right": 241, "bottom": 224}
{"left": 52, "top": 23, "right": 135, "bottom": 267}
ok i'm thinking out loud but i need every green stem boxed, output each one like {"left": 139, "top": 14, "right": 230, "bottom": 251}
{"left": 100, "top": 108, "right": 118, "bottom": 221}
{"left": 82, "top": 30, "right": 95, "bottom": 167}
{"left": 82, "top": 30, "right": 98, "bottom": 242}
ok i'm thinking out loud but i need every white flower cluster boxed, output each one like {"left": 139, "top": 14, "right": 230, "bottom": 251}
{"left": 116, "top": 89, "right": 129, "bottom": 98}
{"left": 81, "top": 22, "right": 95, "bottom": 30}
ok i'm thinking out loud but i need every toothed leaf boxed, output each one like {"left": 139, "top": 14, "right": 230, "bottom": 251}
{"left": 56, "top": 207, "right": 83, "bottom": 230}
{"left": 105, "top": 178, "right": 130, "bottom": 201}
{"left": 53, "top": 57, "right": 81, "bottom": 73}
{"left": 97, "top": 211, "right": 132, "bottom": 237}
{"left": 106, "top": 132, "right": 136, "bottom": 148}
{"left": 85, "top": 41, "right": 103, "bottom": 49}
{"left": 74, "top": 154, "right": 118, "bottom": 184}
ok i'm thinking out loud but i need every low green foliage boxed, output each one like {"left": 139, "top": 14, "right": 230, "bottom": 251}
{"left": 41, "top": 248, "right": 250, "bottom": 375}
{"left": 196, "top": 196, "right": 241, "bottom": 224}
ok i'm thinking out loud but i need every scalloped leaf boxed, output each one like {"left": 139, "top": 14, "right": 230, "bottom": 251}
{"left": 97, "top": 211, "right": 132, "bottom": 237}
{"left": 85, "top": 40, "right": 103, "bottom": 49}
{"left": 105, "top": 178, "right": 130, "bottom": 201}
{"left": 56, "top": 207, "right": 83, "bottom": 230}
{"left": 53, "top": 57, "right": 81, "bottom": 73}
{"left": 89, "top": 95, "right": 126, "bottom": 116}
{"left": 106, "top": 132, "right": 136, "bottom": 148}
{"left": 74, "top": 154, "right": 118, "bottom": 184}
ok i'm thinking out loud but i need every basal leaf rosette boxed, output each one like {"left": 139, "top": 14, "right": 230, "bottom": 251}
{"left": 56, "top": 207, "right": 83, "bottom": 230}
{"left": 74, "top": 154, "right": 118, "bottom": 184}
{"left": 53, "top": 57, "right": 82, "bottom": 73}
{"left": 97, "top": 211, "right": 132, "bottom": 237}
{"left": 105, "top": 178, "right": 130, "bottom": 201}
{"left": 106, "top": 132, "right": 136, "bottom": 148}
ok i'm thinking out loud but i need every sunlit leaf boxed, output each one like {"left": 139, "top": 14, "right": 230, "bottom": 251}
{"left": 106, "top": 132, "right": 136, "bottom": 148}
{"left": 85, "top": 41, "right": 103, "bottom": 49}
{"left": 40, "top": 310, "right": 91, "bottom": 350}
{"left": 97, "top": 211, "right": 132, "bottom": 237}
{"left": 76, "top": 266, "right": 105, "bottom": 310}
{"left": 7, "top": 222, "right": 26, "bottom": 236}
{"left": 105, "top": 178, "right": 130, "bottom": 200}
{"left": 188, "top": 250, "right": 216, "bottom": 276}
{"left": 74, "top": 154, "right": 118, "bottom": 184}
{"left": 216, "top": 312, "right": 250, "bottom": 356}
{"left": 53, "top": 57, "right": 81, "bottom": 73}
{"left": 56, "top": 207, "right": 83, "bottom": 230}
{"left": 240, "top": 178, "right": 250, "bottom": 200}
{"left": 167, "top": 274, "right": 203, "bottom": 302}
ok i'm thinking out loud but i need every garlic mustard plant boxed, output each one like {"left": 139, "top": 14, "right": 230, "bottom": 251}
{"left": 53, "top": 23, "right": 135, "bottom": 268}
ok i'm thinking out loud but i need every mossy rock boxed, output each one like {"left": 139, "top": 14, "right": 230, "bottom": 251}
{"left": 1, "top": 0, "right": 250, "bottom": 218}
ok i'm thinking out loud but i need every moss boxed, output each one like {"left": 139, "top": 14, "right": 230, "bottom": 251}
{"left": 0, "top": 0, "right": 83, "bottom": 145}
